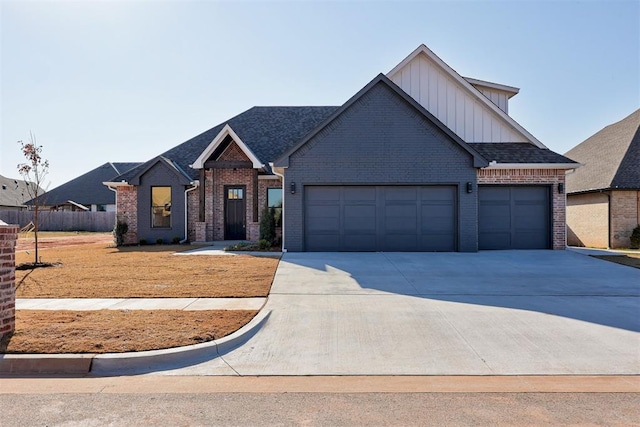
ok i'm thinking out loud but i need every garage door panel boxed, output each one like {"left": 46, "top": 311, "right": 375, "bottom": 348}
{"left": 385, "top": 187, "right": 418, "bottom": 201}
{"left": 479, "top": 186, "right": 550, "bottom": 250}
{"left": 306, "top": 235, "right": 340, "bottom": 252}
{"left": 344, "top": 205, "right": 376, "bottom": 232}
{"left": 305, "top": 185, "right": 456, "bottom": 251}
{"left": 344, "top": 186, "right": 376, "bottom": 200}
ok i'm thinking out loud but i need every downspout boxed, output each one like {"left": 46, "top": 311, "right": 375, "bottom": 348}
{"left": 270, "top": 163, "right": 287, "bottom": 252}
{"left": 181, "top": 182, "right": 199, "bottom": 244}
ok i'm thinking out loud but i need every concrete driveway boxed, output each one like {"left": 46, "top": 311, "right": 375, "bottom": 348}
{"left": 157, "top": 250, "right": 639, "bottom": 376}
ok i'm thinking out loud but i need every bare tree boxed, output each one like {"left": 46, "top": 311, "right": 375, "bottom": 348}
{"left": 17, "top": 132, "right": 49, "bottom": 265}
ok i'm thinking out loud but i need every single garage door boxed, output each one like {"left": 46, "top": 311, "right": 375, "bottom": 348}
{"left": 478, "top": 186, "right": 550, "bottom": 249}
{"left": 305, "top": 185, "right": 456, "bottom": 252}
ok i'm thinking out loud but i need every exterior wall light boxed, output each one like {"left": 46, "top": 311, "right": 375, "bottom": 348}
{"left": 558, "top": 183, "right": 564, "bottom": 194}
{"left": 466, "top": 182, "right": 473, "bottom": 193}
{"left": 290, "top": 182, "right": 296, "bottom": 194}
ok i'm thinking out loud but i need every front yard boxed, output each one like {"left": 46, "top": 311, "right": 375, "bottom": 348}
{"left": 2, "top": 234, "right": 279, "bottom": 354}
{"left": 16, "top": 242, "right": 278, "bottom": 298}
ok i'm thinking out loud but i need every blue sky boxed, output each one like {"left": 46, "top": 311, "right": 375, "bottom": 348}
{"left": 1, "top": 0, "right": 638, "bottom": 189}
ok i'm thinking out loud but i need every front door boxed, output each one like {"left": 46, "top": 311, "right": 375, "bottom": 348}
{"left": 225, "top": 186, "right": 246, "bottom": 240}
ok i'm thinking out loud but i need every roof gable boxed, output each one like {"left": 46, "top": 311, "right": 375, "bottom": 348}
{"left": 275, "top": 74, "right": 488, "bottom": 168}
{"left": 387, "top": 44, "right": 545, "bottom": 147}
{"left": 125, "top": 156, "right": 193, "bottom": 186}
{"left": 565, "top": 109, "right": 640, "bottom": 193}
{"left": 191, "top": 124, "right": 263, "bottom": 169}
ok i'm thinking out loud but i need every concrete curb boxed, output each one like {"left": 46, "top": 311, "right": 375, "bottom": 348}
{"left": 0, "top": 309, "right": 271, "bottom": 376}
{"left": 0, "top": 354, "right": 95, "bottom": 375}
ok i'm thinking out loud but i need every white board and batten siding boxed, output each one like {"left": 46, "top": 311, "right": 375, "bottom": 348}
{"left": 474, "top": 87, "right": 510, "bottom": 114}
{"left": 389, "top": 54, "right": 527, "bottom": 144}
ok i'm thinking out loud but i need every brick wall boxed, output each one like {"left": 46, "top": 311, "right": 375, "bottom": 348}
{"left": 611, "top": 190, "right": 640, "bottom": 249}
{"left": 477, "top": 168, "right": 566, "bottom": 250}
{"left": 283, "top": 81, "right": 479, "bottom": 252}
{"left": 116, "top": 185, "right": 138, "bottom": 245}
{"left": 566, "top": 192, "right": 609, "bottom": 248}
{"left": 0, "top": 223, "right": 18, "bottom": 341}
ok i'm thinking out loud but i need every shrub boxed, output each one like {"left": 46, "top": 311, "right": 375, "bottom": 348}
{"left": 260, "top": 205, "right": 276, "bottom": 246}
{"left": 156, "top": 238, "right": 164, "bottom": 245}
{"left": 172, "top": 236, "right": 181, "bottom": 244}
{"left": 630, "top": 225, "right": 640, "bottom": 249}
{"left": 258, "top": 239, "right": 271, "bottom": 250}
{"left": 113, "top": 221, "right": 128, "bottom": 247}
{"left": 139, "top": 239, "right": 147, "bottom": 246}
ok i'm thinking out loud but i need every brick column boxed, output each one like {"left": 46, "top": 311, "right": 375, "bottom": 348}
{"left": 0, "top": 221, "right": 18, "bottom": 341}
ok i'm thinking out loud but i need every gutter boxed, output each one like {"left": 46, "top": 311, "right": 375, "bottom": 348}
{"left": 181, "top": 182, "right": 199, "bottom": 244}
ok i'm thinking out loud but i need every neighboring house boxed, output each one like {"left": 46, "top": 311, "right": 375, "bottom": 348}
{"left": 0, "top": 175, "right": 37, "bottom": 211}
{"left": 30, "top": 162, "right": 141, "bottom": 212}
{"left": 105, "top": 44, "right": 578, "bottom": 251}
{"left": 565, "top": 109, "right": 640, "bottom": 249}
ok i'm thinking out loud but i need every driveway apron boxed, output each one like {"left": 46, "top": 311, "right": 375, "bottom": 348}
{"left": 157, "top": 250, "right": 640, "bottom": 376}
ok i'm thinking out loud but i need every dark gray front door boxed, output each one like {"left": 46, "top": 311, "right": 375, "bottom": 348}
{"left": 478, "top": 186, "right": 550, "bottom": 249}
{"left": 304, "top": 185, "right": 456, "bottom": 252}
{"left": 225, "top": 186, "right": 246, "bottom": 240}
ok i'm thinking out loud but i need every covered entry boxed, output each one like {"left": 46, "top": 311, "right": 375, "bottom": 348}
{"left": 304, "top": 185, "right": 456, "bottom": 252}
{"left": 478, "top": 186, "right": 551, "bottom": 249}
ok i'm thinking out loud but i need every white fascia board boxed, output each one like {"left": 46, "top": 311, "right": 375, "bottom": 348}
{"left": 387, "top": 44, "right": 546, "bottom": 149}
{"left": 103, "top": 181, "right": 131, "bottom": 187}
{"left": 483, "top": 163, "right": 582, "bottom": 170}
{"left": 191, "top": 124, "right": 264, "bottom": 169}
{"left": 463, "top": 77, "right": 520, "bottom": 97}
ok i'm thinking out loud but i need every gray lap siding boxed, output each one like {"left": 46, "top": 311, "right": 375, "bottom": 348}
{"left": 283, "top": 82, "right": 479, "bottom": 252}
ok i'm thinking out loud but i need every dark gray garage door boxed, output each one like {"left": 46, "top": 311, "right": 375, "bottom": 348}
{"left": 478, "top": 186, "right": 550, "bottom": 250}
{"left": 305, "top": 185, "right": 456, "bottom": 251}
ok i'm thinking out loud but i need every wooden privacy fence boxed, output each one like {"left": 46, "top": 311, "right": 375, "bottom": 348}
{"left": 0, "top": 211, "right": 115, "bottom": 232}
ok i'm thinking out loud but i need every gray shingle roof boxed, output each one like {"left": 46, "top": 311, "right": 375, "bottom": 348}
{"left": 467, "top": 143, "right": 578, "bottom": 165}
{"left": 0, "top": 175, "right": 37, "bottom": 208}
{"left": 565, "top": 109, "right": 640, "bottom": 193}
{"left": 29, "top": 162, "right": 142, "bottom": 206}
{"left": 115, "top": 106, "right": 339, "bottom": 182}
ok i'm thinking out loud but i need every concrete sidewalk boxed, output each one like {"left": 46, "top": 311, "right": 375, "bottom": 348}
{"left": 16, "top": 298, "right": 266, "bottom": 311}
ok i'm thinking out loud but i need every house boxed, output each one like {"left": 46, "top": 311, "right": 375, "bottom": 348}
{"left": 29, "top": 162, "right": 141, "bottom": 212}
{"left": 0, "top": 175, "right": 37, "bottom": 211}
{"left": 105, "top": 44, "right": 578, "bottom": 251}
{"left": 565, "top": 109, "right": 640, "bottom": 249}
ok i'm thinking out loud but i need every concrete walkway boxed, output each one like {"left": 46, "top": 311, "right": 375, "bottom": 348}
{"left": 16, "top": 298, "right": 266, "bottom": 311}
{"left": 147, "top": 250, "right": 640, "bottom": 377}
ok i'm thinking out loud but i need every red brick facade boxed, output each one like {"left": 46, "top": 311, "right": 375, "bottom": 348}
{"left": 116, "top": 185, "right": 138, "bottom": 245}
{"left": 191, "top": 142, "right": 282, "bottom": 242}
{"left": 0, "top": 224, "right": 18, "bottom": 341}
{"left": 477, "top": 168, "right": 567, "bottom": 250}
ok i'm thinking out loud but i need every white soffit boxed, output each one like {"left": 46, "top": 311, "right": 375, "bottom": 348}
{"left": 191, "top": 124, "right": 263, "bottom": 169}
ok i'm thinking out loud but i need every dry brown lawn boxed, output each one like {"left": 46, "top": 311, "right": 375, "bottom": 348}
{"left": 16, "top": 243, "right": 279, "bottom": 298}
{"left": 592, "top": 253, "right": 640, "bottom": 269}
{"left": 8, "top": 234, "right": 275, "bottom": 354}
{"left": 1, "top": 310, "right": 257, "bottom": 353}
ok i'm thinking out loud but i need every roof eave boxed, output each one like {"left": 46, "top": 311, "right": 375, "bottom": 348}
{"left": 483, "top": 162, "right": 581, "bottom": 170}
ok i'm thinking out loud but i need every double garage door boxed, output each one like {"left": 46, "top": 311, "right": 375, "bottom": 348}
{"left": 304, "top": 185, "right": 551, "bottom": 251}
{"left": 478, "top": 186, "right": 551, "bottom": 250}
{"left": 305, "top": 185, "right": 456, "bottom": 251}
